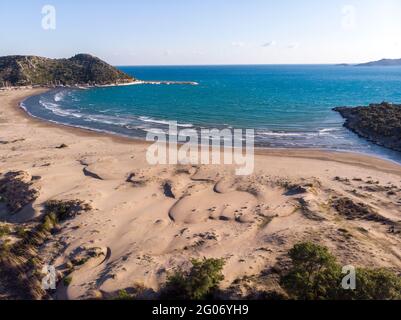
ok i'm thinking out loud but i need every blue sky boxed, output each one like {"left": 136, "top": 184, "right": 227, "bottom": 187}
{"left": 0, "top": 0, "right": 400, "bottom": 65}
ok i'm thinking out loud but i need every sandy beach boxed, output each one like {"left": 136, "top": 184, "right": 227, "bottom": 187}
{"left": 1, "top": 89, "right": 400, "bottom": 299}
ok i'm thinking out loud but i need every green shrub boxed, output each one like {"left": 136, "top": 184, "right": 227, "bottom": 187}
{"left": 114, "top": 289, "right": 134, "bottom": 300}
{"left": 280, "top": 242, "right": 341, "bottom": 300}
{"left": 281, "top": 242, "right": 401, "bottom": 300}
{"left": 44, "top": 200, "right": 91, "bottom": 221}
{"left": 0, "top": 225, "right": 11, "bottom": 237}
{"left": 15, "top": 225, "right": 28, "bottom": 238}
{"left": 162, "top": 258, "right": 225, "bottom": 300}
{"left": 39, "top": 212, "right": 58, "bottom": 232}
{"left": 343, "top": 268, "right": 401, "bottom": 300}
{"left": 63, "top": 276, "right": 72, "bottom": 287}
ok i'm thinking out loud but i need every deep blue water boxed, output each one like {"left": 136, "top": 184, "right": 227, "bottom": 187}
{"left": 22, "top": 65, "right": 401, "bottom": 162}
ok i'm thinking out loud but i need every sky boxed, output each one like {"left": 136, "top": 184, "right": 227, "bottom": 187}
{"left": 0, "top": 0, "right": 400, "bottom": 65}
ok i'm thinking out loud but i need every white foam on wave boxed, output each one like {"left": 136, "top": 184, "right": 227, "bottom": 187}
{"left": 258, "top": 131, "right": 304, "bottom": 137}
{"left": 39, "top": 99, "right": 83, "bottom": 118}
{"left": 20, "top": 101, "right": 28, "bottom": 112}
{"left": 54, "top": 91, "right": 66, "bottom": 102}
{"left": 39, "top": 97, "right": 140, "bottom": 127}
{"left": 318, "top": 128, "right": 340, "bottom": 134}
{"left": 32, "top": 94, "right": 344, "bottom": 148}
{"left": 138, "top": 116, "right": 193, "bottom": 128}
{"left": 84, "top": 114, "right": 131, "bottom": 126}
{"left": 143, "top": 128, "right": 166, "bottom": 135}
{"left": 257, "top": 128, "right": 341, "bottom": 139}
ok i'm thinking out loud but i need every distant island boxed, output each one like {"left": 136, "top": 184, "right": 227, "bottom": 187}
{"left": 0, "top": 54, "right": 135, "bottom": 87}
{"left": 334, "top": 102, "right": 401, "bottom": 152}
{"left": 357, "top": 58, "right": 401, "bottom": 67}
{"left": 338, "top": 58, "right": 401, "bottom": 67}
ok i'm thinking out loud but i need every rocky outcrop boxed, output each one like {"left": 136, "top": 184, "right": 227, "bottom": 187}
{"left": 333, "top": 102, "right": 401, "bottom": 152}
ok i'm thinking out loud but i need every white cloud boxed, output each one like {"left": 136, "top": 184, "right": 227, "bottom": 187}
{"left": 287, "top": 42, "right": 300, "bottom": 49}
{"left": 231, "top": 41, "right": 245, "bottom": 47}
{"left": 192, "top": 50, "right": 205, "bottom": 56}
{"left": 262, "top": 41, "right": 277, "bottom": 47}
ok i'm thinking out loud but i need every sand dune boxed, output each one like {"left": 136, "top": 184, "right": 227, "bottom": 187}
{"left": 0, "top": 89, "right": 400, "bottom": 299}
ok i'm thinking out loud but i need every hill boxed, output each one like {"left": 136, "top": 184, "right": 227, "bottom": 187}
{"left": 357, "top": 58, "right": 401, "bottom": 67}
{"left": 0, "top": 54, "right": 134, "bottom": 87}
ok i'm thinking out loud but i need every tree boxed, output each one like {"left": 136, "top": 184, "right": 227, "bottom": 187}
{"left": 161, "top": 258, "right": 225, "bottom": 300}
{"left": 281, "top": 242, "right": 341, "bottom": 300}
{"left": 345, "top": 268, "right": 401, "bottom": 300}
{"left": 280, "top": 242, "right": 401, "bottom": 300}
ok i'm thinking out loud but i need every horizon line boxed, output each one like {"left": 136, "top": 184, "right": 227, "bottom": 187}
{"left": 2, "top": 53, "right": 398, "bottom": 67}
{"left": 116, "top": 63, "right": 355, "bottom": 67}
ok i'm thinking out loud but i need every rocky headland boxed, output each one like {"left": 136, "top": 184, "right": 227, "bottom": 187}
{"left": 0, "top": 54, "right": 134, "bottom": 87}
{"left": 334, "top": 102, "right": 401, "bottom": 152}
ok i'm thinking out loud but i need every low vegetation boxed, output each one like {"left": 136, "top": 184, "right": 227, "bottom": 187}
{"left": 44, "top": 199, "right": 92, "bottom": 221}
{"left": 332, "top": 197, "right": 392, "bottom": 224}
{"left": 161, "top": 258, "right": 225, "bottom": 300}
{"left": 0, "top": 199, "right": 92, "bottom": 299}
{"left": 0, "top": 171, "right": 40, "bottom": 213}
{"left": 280, "top": 242, "right": 401, "bottom": 300}
{"left": 114, "top": 289, "right": 134, "bottom": 300}
{"left": 63, "top": 276, "right": 73, "bottom": 287}
{"left": 109, "top": 242, "right": 399, "bottom": 300}
{"left": 0, "top": 225, "right": 11, "bottom": 237}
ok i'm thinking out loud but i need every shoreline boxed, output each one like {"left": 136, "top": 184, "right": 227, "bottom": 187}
{"left": 15, "top": 88, "right": 401, "bottom": 175}
{"left": 0, "top": 79, "right": 199, "bottom": 92}
{"left": 14, "top": 88, "right": 150, "bottom": 146}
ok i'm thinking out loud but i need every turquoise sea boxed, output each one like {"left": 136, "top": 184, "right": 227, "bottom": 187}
{"left": 22, "top": 65, "right": 401, "bottom": 162}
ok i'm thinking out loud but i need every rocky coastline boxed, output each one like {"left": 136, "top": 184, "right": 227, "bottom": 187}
{"left": 334, "top": 102, "right": 401, "bottom": 152}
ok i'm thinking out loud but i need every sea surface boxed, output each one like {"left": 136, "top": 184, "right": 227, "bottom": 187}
{"left": 22, "top": 65, "right": 401, "bottom": 162}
